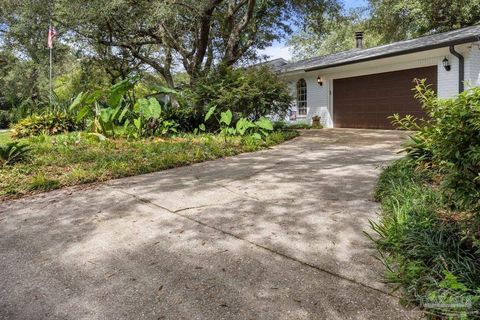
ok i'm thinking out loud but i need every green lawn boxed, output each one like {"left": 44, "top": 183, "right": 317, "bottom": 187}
{"left": 0, "top": 131, "right": 11, "bottom": 144}
{"left": 0, "top": 131, "right": 297, "bottom": 199}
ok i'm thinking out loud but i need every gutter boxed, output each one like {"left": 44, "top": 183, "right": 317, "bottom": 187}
{"left": 304, "top": 37, "right": 477, "bottom": 72}
{"left": 449, "top": 45, "right": 465, "bottom": 93}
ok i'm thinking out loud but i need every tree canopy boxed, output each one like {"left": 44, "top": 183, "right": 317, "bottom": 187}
{"left": 1, "top": 0, "right": 479, "bottom": 109}
{"left": 288, "top": 0, "right": 480, "bottom": 60}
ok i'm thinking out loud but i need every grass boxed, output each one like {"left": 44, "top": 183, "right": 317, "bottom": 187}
{"left": 0, "top": 131, "right": 12, "bottom": 144}
{"left": 0, "top": 131, "right": 297, "bottom": 199}
{"left": 287, "top": 122, "right": 323, "bottom": 130}
{"left": 368, "top": 158, "right": 480, "bottom": 319}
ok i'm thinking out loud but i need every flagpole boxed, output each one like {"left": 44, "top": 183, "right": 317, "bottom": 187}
{"left": 49, "top": 33, "right": 52, "bottom": 106}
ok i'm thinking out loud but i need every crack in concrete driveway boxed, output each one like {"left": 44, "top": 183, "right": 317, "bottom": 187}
{"left": 0, "top": 129, "right": 422, "bottom": 320}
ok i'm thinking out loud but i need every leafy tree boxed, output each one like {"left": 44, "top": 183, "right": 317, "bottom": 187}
{"left": 288, "top": 0, "right": 480, "bottom": 60}
{"left": 368, "top": 0, "right": 480, "bottom": 43}
{"left": 0, "top": 0, "right": 71, "bottom": 107}
{"left": 288, "top": 8, "right": 382, "bottom": 60}
{"left": 56, "top": 0, "right": 340, "bottom": 87}
{"left": 184, "top": 65, "right": 293, "bottom": 123}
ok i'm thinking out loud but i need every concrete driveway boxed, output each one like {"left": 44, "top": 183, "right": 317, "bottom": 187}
{"left": 0, "top": 129, "right": 420, "bottom": 320}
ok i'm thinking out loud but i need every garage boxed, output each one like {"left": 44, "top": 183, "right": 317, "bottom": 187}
{"left": 333, "top": 66, "right": 438, "bottom": 129}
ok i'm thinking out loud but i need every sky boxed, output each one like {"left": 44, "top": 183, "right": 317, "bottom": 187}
{"left": 258, "top": 0, "right": 367, "bottom": 61}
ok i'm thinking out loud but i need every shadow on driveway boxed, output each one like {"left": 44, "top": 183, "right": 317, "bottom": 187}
{"left": 0, "top": 129, "right": 421, "bottom": 319}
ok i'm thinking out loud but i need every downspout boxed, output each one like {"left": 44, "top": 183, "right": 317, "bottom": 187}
{"left": 449, "top": 45, "right": 464, "bottom": 93}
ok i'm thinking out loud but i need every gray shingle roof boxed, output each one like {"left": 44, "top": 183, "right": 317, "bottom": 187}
{"left": 278, "top": 25, "right": 480, "bottom": 73}
{"left": 250, "top": 58, "right": 288, "bottom": 69}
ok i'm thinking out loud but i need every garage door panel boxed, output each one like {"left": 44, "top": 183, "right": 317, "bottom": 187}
{"left": 333, "top": 66, "right": 437, "bottom": 129}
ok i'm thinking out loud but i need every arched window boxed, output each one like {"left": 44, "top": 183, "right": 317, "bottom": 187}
{"left": 296, "top": 79, "right": 307, "bottom": 116}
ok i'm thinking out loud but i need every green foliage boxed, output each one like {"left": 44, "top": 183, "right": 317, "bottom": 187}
{"left": 198, "top": 106, "right": 274, "bottom": 140}
{"left": 289, "top": 8, "right": 382, "bottom": 59}
{"left": 11, "top": 112, "right": 81, "bottom": 138}
{"left": 368, "top": 159, "right": 480, "bottom": 318}
{"left": 392, "top": 82, "right": 480, "bottom": 211}
{"left": 68, "top": 77, "right": 179, "bottom": 139}
{"left": 368, "top": 0, "right": 480, "bottom": 43}
{"left": 289, "top": 0, "right": 480, "bottom": 60}
{"left": 185, "top": 66, "right": 293, "bottom": 122}
{"left": 287, "top": 121, "right": 324, "bottom": 129}
{"left": 29, "top": 173, "right": 60, "bottom": 191}
{"left": 0, "top": 132, "right": 11, "bottom": 144}
{"left": 374, "top": 83, "right": 480, "bottom": 318}
{"left": 0, "top": 142, "right": 31, "bottom": 165}
{"left": 272, "top": 120, "right": 288, "bottom": 130}
{"left": 125, "top": 97, "right": 177, "bottom": 138}
{"left": 0, "top": 110, "right": 12, "bottom": 129}
{"left": 0, "top": 131, "right": 297, "bottom": 198}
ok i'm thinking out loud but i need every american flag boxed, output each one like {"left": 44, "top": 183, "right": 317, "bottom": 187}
{"left": 47, "top": 26, "right": 57, "bottom": 49}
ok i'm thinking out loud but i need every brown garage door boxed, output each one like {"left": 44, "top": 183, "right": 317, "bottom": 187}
{"left": 333, "top": 66, "right": 437, "bottom": 129}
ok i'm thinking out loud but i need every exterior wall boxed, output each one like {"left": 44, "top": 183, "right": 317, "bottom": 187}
{"left": 465, "top": 41, "right": 480, "bottom": 88}
{"left": 284, "top": 44, "right": 477, "bottom": 128}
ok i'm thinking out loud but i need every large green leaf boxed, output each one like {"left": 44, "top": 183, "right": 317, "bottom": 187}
{"left": 150, "top": 85, "right": 179, "bottom": 95}
{"left": 107, "top": 76, "right": 139, "bottom": 107}
{"left": 118, "top": 105, "right": 130, "bottom": 123}
{"left": 133, "top": 118, "right": 142, "bottom": 130}
{"left": 145, "top": 97, "right": 162, "bottom": 120}
{"left": 220, "top": 109, "right": 233, "bottom": 126}
{"left": 205, "top": 106, "right": 216, "bottom": 121}
{"left": 134, "top": 97, "right": 162, "bottom": 120}
{"left": 255, "top": 117, "right": 273, "bottom": 131}
{"left": 99, "top": 108, "right": 113, "bottom": 123}
{"left": 68, "top": 92, "right": 85, "bottom": 112}
{"left": 76, "top": 105, "right": 91, "bottom": 122}
{"left": 134, "top": 98, "right": 149, "bottom": 114}
{"left": 252, "top": 133, "right": 262, "bottom": 140}
{"left": 236, "top": 117, "right": 255, "bottom": 135}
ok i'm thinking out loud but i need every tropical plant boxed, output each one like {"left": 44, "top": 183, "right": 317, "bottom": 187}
{"left": 199, "top": 106, "right": 274, "bottom": 140}
{"left": 0, "top": 141, "right": 31, "bottom": 165}
{"left": 70, "top": 77, "right": 138, "bottom": 137}
{"left": 11, "top": 112, "right": 81, "bottom": 138}
{"left": 69, "top": 77, "right": 179, "bottom": 139}
{"left": 125, "top": 97, "right": 177, "bottom": 138}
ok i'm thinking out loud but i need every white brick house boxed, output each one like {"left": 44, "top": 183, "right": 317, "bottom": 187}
{"left": 271, "top": 25, "right": 480, "bottom": 129}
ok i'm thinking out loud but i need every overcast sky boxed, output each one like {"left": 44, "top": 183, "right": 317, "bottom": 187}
{"left": 259, "top": 0, "right": 367, "bottom": 60}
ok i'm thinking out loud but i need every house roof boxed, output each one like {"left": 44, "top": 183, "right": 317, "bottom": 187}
{"left": 251, "top": 58, "right": 288, "bottom": 69}
{"left": 278, "top": 25, "right": 480, "bottom": 73}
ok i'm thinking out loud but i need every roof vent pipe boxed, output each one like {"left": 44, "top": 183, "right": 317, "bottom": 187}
{"left": 449, "top": 45, "right": 464, "bottom": 93}
{"left": 355, "top": 31, "right": 364, "bottom": 49}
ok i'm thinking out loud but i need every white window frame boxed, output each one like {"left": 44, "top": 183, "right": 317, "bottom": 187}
{"left": 296, "top": 78, "right": 307, "bottom": 117}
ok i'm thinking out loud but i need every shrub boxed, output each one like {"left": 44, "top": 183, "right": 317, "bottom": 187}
{"left": 184, "top": 65, "right": 293, "bottom": 125}
{"left": 392, "top": 81, "right": 480, "bottom": 211}
{"left": 272, "top": 120, "right": 288, "bottom": 130}
{"left": 11, "top": 112, "right": 82, "bottom": 138}
{"left": 368, "top": 159, "right": 480, "bottom": 318}
{"left": 161, "top": 103, "right": 202, "bottom": 133}
{"left": 0, "top": 141, "right": 31, "bottom": 165}
{"left": 0, "top": 110, "right": 10, "bottom": 129}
